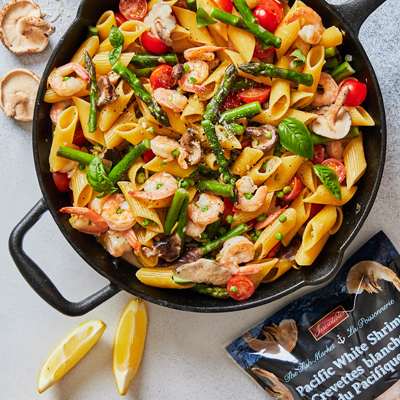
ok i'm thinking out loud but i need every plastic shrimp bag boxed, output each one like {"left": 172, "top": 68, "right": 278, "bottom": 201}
{"left": 226, "top": 231, "right": 400, "bottom": 399}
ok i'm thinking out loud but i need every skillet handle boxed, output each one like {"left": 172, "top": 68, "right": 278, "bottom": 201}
{"left": 335, "top": 0, "right": 387, "bottom": 37}
{"left": 9, "top": 198, "right": 121, "bottom": 316}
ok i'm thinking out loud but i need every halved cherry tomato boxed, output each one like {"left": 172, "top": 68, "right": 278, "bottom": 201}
{"left": 322, "top": 158, "right": 346, "bottom": 183}
{"left": 246, "top": 218, "right": 257, "bottom": 232}
{"left": 312, "top": 144, "right": 325, "bottom": 165}
{"left": 119, "top": 0, "right": 147, "bottom": 21}
{"left": 141, "top": 31, "right": 170, "bottom": 55}
{"left": 220, "top": 93, "right": 243, "bottom": 112}
{"left": 143, "top": 149, "right": 156, "bottom": 163}
{"left": 52, "top": 172, "right": 70, "bottom": 193}
{"left": 340, "top": 79, "right": 367, "bottom": 107}
{"left": 72, "top": 125, "right": 87, "bottom": 146}
{"left": 150, "top": 65, "right": 175, "bottom": 90}
{"left": 227, "top": 275, "right": 255, "bottom": 301}
{"left": 253, "top": 6, "right": 279, "bottom": 33}
{"left": 258, "top": 0, "right": 284, "bottom": 24}
{"left": 238, "top": 85, "right": 271, "bottom": 104}
{"left": 223, "top": 197, "right": 235, "bottom": 225}
{"left": 253, "top": 41, "right": 275, "bottom": 59}
{"left": 114, "top": 12, "right": 128, "bottom": 26}
{"left": 267, "top": 242, "right": 281, "bottom": 258}
{"left": 306, "top": 203, "right": 324, "bottom": 223}
{"left": 214, "top": 0, "right": 233, "bottom": 13}
{"left": 282, "top": 176, "right": 303, "bottom": 201}
{"left": 241, "top": 137, "right": 252, "bottom": 149}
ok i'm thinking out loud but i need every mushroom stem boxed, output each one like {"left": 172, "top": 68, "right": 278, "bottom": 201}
{"left": 5, "top": 91, "right": 29, "bottom": 118}
{"left": 326, "top": 85, "right": 349, "bottom": 126}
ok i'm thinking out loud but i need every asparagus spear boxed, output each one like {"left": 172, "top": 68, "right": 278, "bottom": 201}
{"left": 130, "top": 53, "right": 179, "bottom": 67}
{"left": 132, "top": 67, "right": 156, "bottom": 78}
{"left": 205, "top": 217, "right": 222, "bottom": 241}
{"left": 84, "top": 51, "right": 98, "bottom": 134}
{"left": 186, "top": 0, "right": 197, "bottom": 12}
{"left": 226, "top": 123, "right": 245, "bottom": 135}
{"left": 197, "top": 180, "right": 235, "bottom": 197}
{"left": 203, "top": 63, "right": 238, "bottom": 123}
{"left": 191, "top": 284, "right": 229, "bottom": 299}
{"left": 108, "top": 138, "right": 151, "bottom": 184}
{"left": 87, "top": 26, "right": 99, "bottom": 38}
{"left": 323, "top": 57, "right": 339, "bottom": 71}
{"left": 325, "top": 47, "right": 336, "bottom": 58}
{"left": 238, "top": 62, "right": 314, "bottom": 86}
{"left": 331, "top": 61, "right": 355, "bottom": 83}
{"left": 177, "top": 194, "right": 190, "bottom": 256}
{"left": 112, "top": 61, "right": 171, "bottom": 127}
{"left": 164, "top": 188, "right": 187, "bottom": 236}
{"left": 197, "top": 164, "right": 220, "bottom": 177}
{"left": 209, "top": 7, "right": 282, "bottom": 49}
{"left": 233, "top": 0, "right": 258, "bottom": 24}
{"left": 219, "top": 101, "right": 262, "bottom": 124}
{"left": 232, "top": 77, "right": 259, "bottom": 93}
{"left": 201, "top": 120, "right": 229, "bottom": 172}
{"left": 57, "top": 146, "right": 111, "bottom": 173}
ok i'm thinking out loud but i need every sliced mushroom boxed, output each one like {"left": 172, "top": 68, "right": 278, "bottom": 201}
{"left": 311, "top": 86, "right": 351, "bottom": 140}
{"left": 172, "top": 63, "right": 184, "bottom": 81}
{"left": 179, "top": 127, "right": 203, "bottom": 165}
{"left": 0, "top": 0, "right": 55, "bottom": 54}
{"left": 276, "top": 236, "right": 302, "bottom": 262}
{"left": 107, "top": 71, "right": 120, "bottom": 86}
{"left": 245, "top": 124, "right": 279, "bottom": 152}
{"left": 97, "top": 75, "right": 119, "bottom": 107}
{"left": 143, "top": 3, "right": 176, "bottom": 47}
{"left": 142, "top": 232, "right": 181, "bottom": 262}
{"left": 174, "top": 259, "right": 232, "bottom": 286}
{"left": 0, "top": 68, "right": 39, "bottom": 121}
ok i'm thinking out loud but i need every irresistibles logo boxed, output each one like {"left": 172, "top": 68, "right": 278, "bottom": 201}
{"left": 309, "top": 306, "right": 349, "bottom": 341}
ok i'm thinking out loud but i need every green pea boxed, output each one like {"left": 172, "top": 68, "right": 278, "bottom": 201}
{"left": 230, "top": 177, "right": 237, "bottom": 185}
{"left": 136, "top": 173, "right": 146, "bottom": 184}
{"left": 279, "top": 215, "right": 287, "bottom": 223}
{"left": 254, "top": 251, "right": 259, "bottom": 259}
{"left": 275, "top": 232, "right": 283, "bottom": 240}
{"left": 148, "top": 126, "right": 155, "bottom": 134}
{"left": 63, "top": 77, "right": 71, "bottom": 81}
{"left": 283, "top": 186, "right": 292, "bottom": 194}
{"left": 257, "top": 215, "right": 266, "bottom": 222}
{"left": 230, "top": 286, "right": 238, "bottom": 293}
{"left": 276, "top": 191, "right": 285, "bottom": 198}
{"left": 78, "top": 164, "right": 86, "bottom": 170}
{"left": 171, "top": 150, "right": 180, "bottom": 157}
{"left": 245, "top": 193, "right": 253, "bottom": 200}
{"left": 177, "top": 87, "right": 185, "bottom": 95}
{"left": 226, "top": 215, "right": 234, "bottom": 224}
{"left": 201, "top": 232, "right": 208, "bottom": 240}
{"left": 151, "top": 220, "right": 157, "bottom": 225}
{"left": 202, "top": 206, "right": 209, "bottom": 212}
{"left": 311, "top": 231, "right": 315, "bottom": 238}
{"left": 116, "top": 209, "right": 122, "bottom": 214}
{"left": 181, "top": 180, "right": 189, "bottom": 188}
{"left": 274, "top": 150, "right": 282, "bottom": 157}
{"left": 156, "top": 183, "right": 164, "bottom": 190}
{"left": 159, "top": 161, "right": 167, "bottom": 166}
{"left": 187, "top": 179, "right": 195, "bottom": 186}
{"left": 142, "top": 219, "right": 150, "bottom": 226}
{"left": 133, "top": 223, "right": 141, "bottom": 230}
{"left": 266, "top": 131, "right": 272, "bottom": 139}
{"left": 219, "top": 227, "right": 227, "bottom": 236}
{"left": 262, "top": 162, "right": 268, "bottom": 171}
{"left": 189, "top": 76, "right": 197, "bottom": 83}
{"left": 256, "top": 230, "right": 262, "bottom": 237}
{"left": 184, "top": 64, "right": 190, "bottom": 72}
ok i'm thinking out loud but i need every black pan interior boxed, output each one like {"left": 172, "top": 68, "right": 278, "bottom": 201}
{"left": 33, "top": 0, "right": 386, "bottom": 312}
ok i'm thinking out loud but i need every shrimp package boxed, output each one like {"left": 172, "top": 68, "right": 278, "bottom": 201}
{"left": 226, "top": 231, "right": 400, "bottom": 399}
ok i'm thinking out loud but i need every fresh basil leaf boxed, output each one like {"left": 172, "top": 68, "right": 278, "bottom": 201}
{"left": 87, "top": 156, "right": 116, "bottom": 195}
{"left": 292, "top": 59, "right": 305, "bottom": 68}
{"left": 196, "top": 5, "right": 217, "bottom": 28}
{"left": 313, "top": 164, "right": 342, "bottom": 201}
{"left": 109, "top": 25, "right": 125, "bottom": 49}
{"left": 278, "top": 117, "right": 314, "bottom": 159}
{"left": 291, "top": 49, "right": 306, "bottom": 63}
{"left": 108, "top": 45, "right": 122, "bottom": 66}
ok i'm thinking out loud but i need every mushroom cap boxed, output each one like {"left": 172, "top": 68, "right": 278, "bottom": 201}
{"left": 245, "top": 124, "right": 279, "bottom": 152}
{"left": 0, "top": 68, "right": 40, "bottom": 121}
{"left": 311, "top": 105, "right": 352, "bottom": 140}
{"left": 0, "top": 0, "right": 55, "bottom": 54}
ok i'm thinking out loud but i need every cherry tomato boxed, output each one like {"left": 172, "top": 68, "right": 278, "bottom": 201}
{"left": 223, "top": 197, "right": 235, "bottom": 225}
{"left": 213, "top": 0, "right": 233, "bottom": 13}
{"left": 253, "top": 6, "right": 279, "bottom": 33}
{"left": 340, "top": 79, "right": 367, "bottom": 107}
{"left": 114, "top": 12, "right": 128, "bottom": 26}
{"left": 72, "top": 125, "right": 87, "bottom": 146}
{"left": 306, "top": 203, "right": 324, "bottom": 223}
{"left": 143, "top": 149, "right": 156, "bottom": 163}
{"left": 322, "top": 158, "right": 346, "bottom": 183}
{"left": 282, "top": 176, "right": 303, "bottom": 201}
{"left": 240, "top": 137, "right": 252, "bottom": 149}
{"left": 312, "top": 144, "right": 325, "bottom": 165}
{"left": 119, "top": 0, "right": 147, "bottom": 21}
{"left": 253, "top": 41, "right": 275, "bottom": 59}
{"left": 141, "top": 31, "right": 170, "bottom": 55}
{"left": 227, "top": 275, "right": 255, "bottom": 301}
{"left": 150, "top": 65, "right": 175, "bottom": 90}
{"left": 267, "top": 242, "right": 281, "bottom": 258}
{"left": 220, "top": 93, "right": 243, "bottom": 112}
{"left": 258, "top": 0, "right": 284, "bottom": 24}
{"left": 238, "top": 85, "right": 271, "bottom": 104}
{"left": 52, "top": 171, "right": 70, "bottom": 193}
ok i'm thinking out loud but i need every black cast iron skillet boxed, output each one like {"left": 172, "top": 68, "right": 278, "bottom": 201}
{"left": 9, "top": 0, "right": 387, "bottom": 315}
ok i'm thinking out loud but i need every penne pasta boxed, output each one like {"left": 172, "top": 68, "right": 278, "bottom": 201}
{"left": 304, "top": 185, "right": 357, "bottom": 206}
{"left": 70, "top": 36, "right": 99, "bottom": 66}
{"left": 44, "top": 81, "right": 89, "bottom": 103}
{"left": 231, "top": 147, "right": 264, "bottom": 176}
{"left": 93, "top": 52, "right": 134, "bottom": 76}
{"left": 320, "top": 26, "right": 343, "bottom": 49}
{"left": 144, "top": 156, "right": 197, "bottom": 178}
{"left": 344, "top": 106, "right": 375, "bottom": 126}
{"left": 343, "top": 132, "right": 367, "bottom": 189}
{"left": 262, "top": 259, "right": 296, "bottom": 283}
{"left": 252, "top": 108, "right": 317, "bottom": 126}
{"left": 136, "top": 267, "right": 195, "bottom": 289}
{"left": 128, "top": 157, "right": 147, "bottom": 191}
{"left": 181, "top": 95, "right": 206, "bottom": 124}
{"left": 113, "top": 122, "right": 155, "bottom": 145}
{"left": 248, "top": 258, "right": 279, "bottom": 288}
{"left": 329, "top": 206, "right": 343, "bottom": 235}
{"left": 71, "top": 167, "right": 93, "bottom": 207}
{"left": 96, "top": 10, "right": 117, "bottom": 41}
{"left": 269, "top": 56, "right": 291, "bottom": 120}
{"left": 298, "top": 46, "right": 325, "bottom": 99}
{"left": 295, "top": 232, "right": 330, "bottom": 266}
{"left": 227, "top": 23, "right": 255, "bottom": 63}
{"left": 246, "top": 156, "right": 282, "bottom": 186}
{"left": 297, "top": 160, "right": 318, "bottom": 192}
{"left": 290, "top": 90, "right": 314, "bottom": 109}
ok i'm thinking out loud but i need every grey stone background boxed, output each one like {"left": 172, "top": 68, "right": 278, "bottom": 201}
{"left": 0, "top": 0, "right": 398, "bottom": 399}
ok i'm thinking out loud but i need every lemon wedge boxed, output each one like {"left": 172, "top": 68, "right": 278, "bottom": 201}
{"left": 113, "top": 298, "right": 148, "bottom": 395}
{"left": 37, "top": 319, "right": 106, "bottom": 393}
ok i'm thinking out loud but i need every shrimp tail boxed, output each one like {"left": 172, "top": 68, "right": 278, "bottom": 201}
{"left": 125, "top": 228, "right": 140, "bottom": 252}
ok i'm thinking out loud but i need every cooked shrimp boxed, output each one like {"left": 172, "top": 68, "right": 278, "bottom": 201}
{"left": 124, "top": 228, "right": 140, "bottom": 252}
{"left": 150, "top": 136, "right": 189, "bottom": 169}
{"left": 153, "top": 88, "right": 188, "bottom": 112}
{"left": 252, "top": 368, "right": 294, "bottom": 400}
{"left": 88, "top": 194, "right": 111, "bottom": 214}
{"left": 105, "top": 229, "right": 132, "bottom": 257}
{"left": 50, "top": 100, "right": 73, "bottom": 125}
{"left": 60, "top": 207, "right": 108, "bottom": 235}
{"left": 285, "top": 6, "right": 324, "bottom": 44}
{"left": 184, "top": 45, "right": 225, "bottom": 61}
{"left": 346, "top": 261, "right": 400, "bottom": 294}
{"left": 236, "top": 176, "right": 268, "bottom": 213}
{"left": 186, "top": 217, "right": 206, "bottom": 238}
{"left": 311, "top": 72, "right": 339, "bottom": 108}
{"left": 49, "top": 62, "right": 90, "bottom": 97}
{"left": 326, "top": 140, "right": 344, "bottom": 159}
{"left": 261, "top": 319, "right": 298, "bottom": 353}
{"left": 129, "top": 172, "right": 178, "bottom": 200}
{"left": 255, "top": 206, "right": 288, "bottom": 231}
{"left": 220, "top": 236, "right": 260, "bottom": 275}
{"left": 188, "top": 193, "right": 224, "bottom": 225}
{"left": 178, "top": 61, "right": 209, "bottom": 94}
{"left": 101, "top": 193, "right": 136, "bottom": 231}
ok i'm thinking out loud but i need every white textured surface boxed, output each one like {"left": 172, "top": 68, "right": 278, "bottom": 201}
{"left": 0, "top": 0, "right": 399, "bottom": 399}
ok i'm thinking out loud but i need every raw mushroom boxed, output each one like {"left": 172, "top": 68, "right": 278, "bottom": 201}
{"left": 311, "top": 86, "right": 351, "bottom": 140}
{"left": 179, "top": 127, "right": 202, "bottom": 165}
{"left": 142, "top": 232, "right": 181, "bottom": 262}
{"left": 0, "top": 0, "right": 55, "bottom": 54}
{"left": 245, "top": 124, "right": 279, "bottom": 152}
{"left": 0, "top": 68, "right": 39, "bottom": 121}
{"left": 97, "top": 75, "right": 119, "bottom": 107}
{"left": 174, "top": 259, "right": 232, "bottom": 286}
{"left": 143, "top": 2, "right": 176, "bottom": 47}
